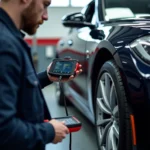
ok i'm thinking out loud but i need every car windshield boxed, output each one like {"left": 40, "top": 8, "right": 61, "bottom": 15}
{"left": 104, "top": 0, "right": 150, "bottom": 20}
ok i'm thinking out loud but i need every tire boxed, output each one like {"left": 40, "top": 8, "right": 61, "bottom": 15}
{"left": 94, "top": 60, "right": 132, "bottom": 150}
{"left": 55, "top": 82, "right": 71, "bottom": 106}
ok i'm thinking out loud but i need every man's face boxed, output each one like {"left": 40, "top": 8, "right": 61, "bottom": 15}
{"left": 22, "top": 0, "right": 51, "bottom": 35}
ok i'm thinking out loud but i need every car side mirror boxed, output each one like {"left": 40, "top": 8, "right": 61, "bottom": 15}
{"left": 62, "top": 12, "right": 95, "bottom": 29}
{"left": 90, "top": 29, "right": 105, "bottom": 40}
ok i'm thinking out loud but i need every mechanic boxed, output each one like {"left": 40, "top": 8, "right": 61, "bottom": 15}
{"left": 0, "top": 0, "right": 82, "bottom": 150}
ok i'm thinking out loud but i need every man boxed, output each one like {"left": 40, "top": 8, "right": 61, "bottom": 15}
{"left": 0, "top": 0, "right": 82, "bottom": 150}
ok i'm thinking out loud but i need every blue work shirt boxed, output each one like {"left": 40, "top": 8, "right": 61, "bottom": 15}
{"left": 0, "top": 8, "right": 55, "bottom": 150}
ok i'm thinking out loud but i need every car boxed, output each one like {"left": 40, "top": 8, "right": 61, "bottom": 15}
{"left": 55, "top": 0, "right": 150, "bottom": 150}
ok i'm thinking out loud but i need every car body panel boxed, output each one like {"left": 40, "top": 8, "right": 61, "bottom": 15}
{"left": 56, "top": 0, "right": 150, "bottom": 149}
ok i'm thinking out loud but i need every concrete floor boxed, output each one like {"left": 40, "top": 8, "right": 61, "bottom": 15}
{"left": 42, "top": 84, "right": 98, "bottom": 150}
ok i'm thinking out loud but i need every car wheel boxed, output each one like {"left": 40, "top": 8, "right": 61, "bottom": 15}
{"left": 55, "top": 82, "right": 71, "bottom": 106}
{"left": 94, "top": 60, "right": 132, "bottom": 150}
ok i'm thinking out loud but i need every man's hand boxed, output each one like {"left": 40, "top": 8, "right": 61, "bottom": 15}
{"left": 47, "top": 62, "right": 82, "bottom": 82}
{"left": 49, "top": 119, "right": 69, "bottom": 144}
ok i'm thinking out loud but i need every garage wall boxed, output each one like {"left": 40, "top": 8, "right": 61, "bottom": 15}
{"left": 25, "top": 7, "right": 82, "bottom": 39}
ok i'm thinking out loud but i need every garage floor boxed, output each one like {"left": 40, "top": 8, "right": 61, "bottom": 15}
{"left": 42, "top": 84, "right": 98, "bottom": 150}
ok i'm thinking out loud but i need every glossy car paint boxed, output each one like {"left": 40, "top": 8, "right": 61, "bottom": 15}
{"left": 56, "top": 1, "right": 150, "bottom": 149}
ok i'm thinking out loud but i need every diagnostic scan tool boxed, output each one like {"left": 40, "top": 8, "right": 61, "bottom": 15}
{"left": 54, "top": 116, "right": 82, "bottom": 133}
{"left": 48, "top": 58, "right": 79, "bottom": 78}
{"left": 44, "top": 116, "right": 82, "bottom": 133}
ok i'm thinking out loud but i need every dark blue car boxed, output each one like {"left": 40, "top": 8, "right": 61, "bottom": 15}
{"left": 55, "top": 0, "right": 150, "bottom": 150}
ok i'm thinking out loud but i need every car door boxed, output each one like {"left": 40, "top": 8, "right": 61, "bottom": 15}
{"left": 83, "top": 1, "right": 104, "bottom": 114}
{"left": 57, "top": 1, "right": 95, "bottom": 107}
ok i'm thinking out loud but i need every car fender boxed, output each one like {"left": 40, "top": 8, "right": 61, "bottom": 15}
{"left": 90, "top": 40, "right": 123, "bottom": 81}
{"left": 88, "top": 40, "right": 125, "bottom": 113}
{"left": 96, "top": 40, "right": 123, "bottom": 68}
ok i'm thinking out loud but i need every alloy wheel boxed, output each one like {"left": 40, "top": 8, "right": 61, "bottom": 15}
{"left": 96, "top": 72, "right": 119, "bottom": 150}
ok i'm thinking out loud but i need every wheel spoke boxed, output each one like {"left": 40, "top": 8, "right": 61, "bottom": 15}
{"left": 110, "top": 83, "right": 116, "bottom": 110}
{"left": 100, "top": 122, "right": 112, "bottom": 146}
{"left": 100, "top": 80, "right": 111, "bottom": 110}
{"left": 113, "top": 121, "right": 119, "bottom": 139}
{"left": 112, "top": 130, "right": 118, "bottom": 150}
{"left": 97, "top": 98, "right": 111, "bottom": 115}
{"left": 97, "top": 118, "right": 112, "bottom": 126}
{"left": 105, "top": 74, "right": 111, "bottom": 102}
{"left": 105, "top": 124, "right": 118, "bottom": 150}
{"left": 113, "top": 106, "right": 119, "bottom": 118}
{"left": 106, "top": 127, "right": 113, "bottom": 150}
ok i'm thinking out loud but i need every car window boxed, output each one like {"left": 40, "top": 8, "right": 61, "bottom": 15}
{"left": 99, "top": 0, "right": 150, "bottom": 21}
{"left": 91, "top": 13, "right": 97, "bottom": 25}
{"left": 81, "top": 0, "right": 95, "bottom": 23}
{"left": 68, "top": 1, "right": 95, "bottom": 34}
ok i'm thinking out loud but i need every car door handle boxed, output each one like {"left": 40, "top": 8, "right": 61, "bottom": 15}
{"left": 68, "top": 40, "right": 73, "bottom": 46}
{"left": 86, "top": 50, "right": 90, "bottom": 59}
{"left": 60, "top": 40, "right": 64, "bottom": 46}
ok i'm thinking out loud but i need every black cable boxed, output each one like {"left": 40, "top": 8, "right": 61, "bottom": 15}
{"left": 59, "top": 82, "right": 68, "bottom": 116}
{"left": 58, "top": 76, "right": 72, "bottom": 150}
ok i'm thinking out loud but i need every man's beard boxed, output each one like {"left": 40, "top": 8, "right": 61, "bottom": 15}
{"left": 22, "top": 1, "right": 41, "bottom": 35}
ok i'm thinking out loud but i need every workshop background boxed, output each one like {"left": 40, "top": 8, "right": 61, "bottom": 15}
{"left": 25, "top": 0, "right": 98, "bottom": 150}
{"left": 25, "top": 0, "right": 91, "bottom": 73}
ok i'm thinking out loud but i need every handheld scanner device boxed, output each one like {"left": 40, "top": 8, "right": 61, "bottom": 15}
{"left": 44, "top": 116, "right": 82, "bottom": 133}
{"left": 48, "top": 58, "right": 79, "bottom": 78}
